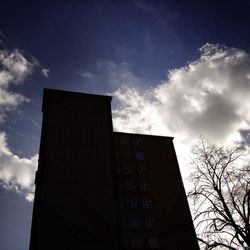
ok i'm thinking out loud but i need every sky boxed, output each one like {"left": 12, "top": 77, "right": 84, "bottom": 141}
{"left": 1, "top": 0, "right": 250, "bottom": 249}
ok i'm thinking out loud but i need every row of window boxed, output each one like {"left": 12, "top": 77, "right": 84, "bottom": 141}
{"left": 124, "top": 237, "right": 159, "bottom": 248}
{"left": 118, "top": 181, "right": 151, "bottom": 192}
{"left": 116, "top": 164, "right": 148, "bottom": 175}
{"left": 122, "top": 216, "right": 156, "bottom": 228}
{"left": 116, "top": 147, "right": 159, "bottom": 248}
{"left": 114, "top": 136, "right": 143, "bottom": 146}
{"left": 116, "top": 151, "right": 145, "bottom": 161}
{"left": 120, "top": 198, "right": 153, "bottom": 209}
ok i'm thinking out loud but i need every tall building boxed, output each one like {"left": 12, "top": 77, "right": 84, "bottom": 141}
{"left": 29, "top": 89, "right": 199, "bottom": 250}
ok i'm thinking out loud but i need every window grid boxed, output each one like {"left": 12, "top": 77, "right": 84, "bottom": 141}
{"left": 115, "top": 142, "right": 159, "bottom": 247}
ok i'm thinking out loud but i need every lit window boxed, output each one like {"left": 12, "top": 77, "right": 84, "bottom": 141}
{"left": 124, "top": 181, "right": 136, "bottom": 191}
{"left": 145, "top": 217, "right": 156, "bottom": 227}
{"left": 139, "top": 182, "right": 150, "bottom": 191}
{"left": 143, "top": 199, "right": 153, "bottom": 208}
{"left": 135, "top": 152, "right": 144, "bottom": 160}
{"left": 127, "top": 199, "right": 138, "bottom": 208}
{"left": 131, "top": 238, "right": 143, "bottom": 248}
{"left": 137, "top": 165, "right": 148, "bottom": 175}
{"left": 148, "top": 237, "right": 159, "bottom": 248}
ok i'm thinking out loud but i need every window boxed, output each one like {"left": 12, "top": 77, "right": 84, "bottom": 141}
{"left": 116, "top": 151, "right": 132, "bottom": 160}
{"left": 148, "top": 237, "right": 159, "bottom": 248}
{"left": 135, "top": 152, "right": 144, "bottom": 160}
{"left": 145, "top": 217, "right": 156, "bottom": 227}
{"left": 131, "top": 238, "right": 143, "bottom": 248}
{"left": 124, "top": 181, "right": 136, "bottom": 191}
{"left": 143, "top": 199, "right": 153, "bottom": 208}
{"left": 139, "top": 182, "right": 150, "bottom": 191}
{"left": 128, "top": 216, "right": 140, "bottom": 227}
{"left": 137, "top": 165, "right": 148, "bottom": 175}
{"left": 123, "top": 165, "right": 133, "bottom": 174}
{"left": 120, "top": 136, "right": 130, "bottom": 145}
{"left": 132, "top": 137, "right": 142, "bottom": 145}
{"left": 121, "top": 151, "right": 132, "bottom": 160}
{"left": 127, "top": 199, "right": 138, "bottom": 208}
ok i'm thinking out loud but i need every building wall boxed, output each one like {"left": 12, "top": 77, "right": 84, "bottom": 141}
{"left": 30, "top": 89, "right": 118, "bottom": 250}
{"left": 113, "top": 132, "right": 199, "bottom": 249}
{"left": 30, "top": 89, "right": 199, "bottom": 250}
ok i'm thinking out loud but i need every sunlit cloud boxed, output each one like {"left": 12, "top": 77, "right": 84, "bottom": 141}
{"left": 0, "top": 48, "right": 38, "bottom": 201}
{"left": 96, "top": 60, "right": 141, "bottom": 89}
{"left": 41, "top": 68, "right": 50, "bottom": 78}
{"left": 80, "top": 60, "right": 141, "bottom": 92}
{"left": 112, "top": 43, "right": 250, "bottom": 179}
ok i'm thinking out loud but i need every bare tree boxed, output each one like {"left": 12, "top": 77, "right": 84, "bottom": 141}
{"left": 188, "top": 139, "right": 250, "bottom": 249}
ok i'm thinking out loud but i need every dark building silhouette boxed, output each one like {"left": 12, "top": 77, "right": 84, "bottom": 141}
{"left": 30, "top": 89, "right": 199, "bottom": 250}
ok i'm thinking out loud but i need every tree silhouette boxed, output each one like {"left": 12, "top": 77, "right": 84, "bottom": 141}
{"left": 188, "top": 139, "right": 250, "bottom": 249}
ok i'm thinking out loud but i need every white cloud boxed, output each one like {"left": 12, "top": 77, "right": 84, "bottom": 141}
{"left": 112, "top": 43, "right": 250, "bottom": 179}
{"left": 0, "top": 48, "right": 38, "bottom": 201}
{"left": 0, "top": 132, "right": 38, "bottom": 199}
{"left": 79, "top": 60, "right": 141, "bottom": 92}
{"left": 78, "top": 70, "right": 95, "bottom": 80}
{"left": 97, "top": 60, "right": 141, "bottom": 89}
{"left": 0, "top": 49, "right": 36, "bottom": 84}
{"left": 0, "top": 49, "right": 36, "bottom": 113}
{"left": 41, "top": 68, "right": 50, "bottom": 78}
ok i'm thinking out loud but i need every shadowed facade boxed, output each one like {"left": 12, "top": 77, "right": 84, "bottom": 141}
{"left": 29, "top": 89, "right": 199, "bottom": 249}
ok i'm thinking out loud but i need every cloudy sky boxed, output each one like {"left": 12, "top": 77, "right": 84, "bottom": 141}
{"left": 1, "top": 1, "right": 250, "bottom": 249}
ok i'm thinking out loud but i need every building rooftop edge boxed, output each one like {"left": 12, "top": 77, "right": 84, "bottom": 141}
{"left": 43, "top": 88, "right": 112, "bottom": 101}
{"left": 113, "top": 131, "right": 174, "bottom": 140}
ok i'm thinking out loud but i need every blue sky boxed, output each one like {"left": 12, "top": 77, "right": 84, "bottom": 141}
{"left": 1, "top": 1, "right": 250, "bottom": 249}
